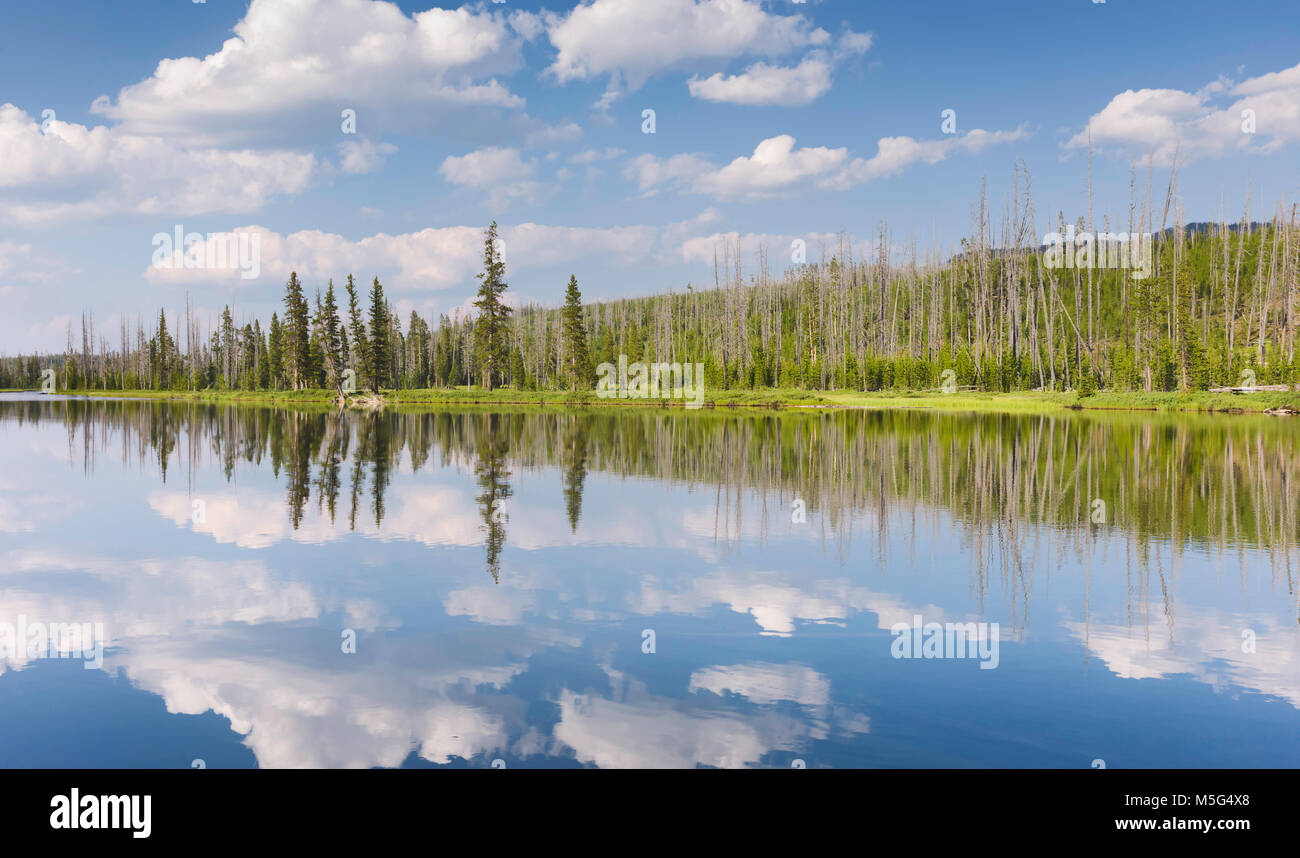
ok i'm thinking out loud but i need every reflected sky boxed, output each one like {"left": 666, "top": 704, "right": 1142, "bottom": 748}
{"left": 1, "top": 393, "right": 1297, "bottom": 768}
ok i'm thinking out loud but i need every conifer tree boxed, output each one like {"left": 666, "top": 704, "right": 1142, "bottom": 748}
{"left": 345, "top": 274, "right": 368, "bottom": 387}
{"left": 473, "top": 222, "right": 511, "bottom": 390}
{"left": 365, "top": 276, "right": 390, "bottom": 394}
{"left": 561, "top": 274, "right": 590, "bottom": 389}
{"left": 267, "top": 313, "right": 284, "bottom": 390}
{"left": 282, "top": 272, "right": 310, "bottom": 389}
{"left": 317, "top": 280, "right": 344, "bottom": 395}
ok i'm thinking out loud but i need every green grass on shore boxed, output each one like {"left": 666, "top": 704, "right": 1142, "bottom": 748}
{"left": 21, "top": 385, "right": 1300, "bottom": 414}
{"left": 817, "top": 388, "right": 1300, "bottom": 414}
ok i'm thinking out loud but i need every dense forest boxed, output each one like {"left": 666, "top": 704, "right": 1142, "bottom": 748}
{"left": 3, "top": 177, "right": 1298, "bottom": 395}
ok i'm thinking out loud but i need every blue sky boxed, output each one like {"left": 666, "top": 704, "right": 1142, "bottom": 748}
{"left": 1, "top": 0, "right": 1298, "bottom": 352}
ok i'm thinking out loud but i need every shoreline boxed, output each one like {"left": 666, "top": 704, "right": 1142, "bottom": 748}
{"left": 9, "top": 386, "right": 1298, "bottom": 415}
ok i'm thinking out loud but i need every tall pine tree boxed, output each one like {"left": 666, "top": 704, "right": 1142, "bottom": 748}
{"left": 317, "top": 279, "right": 344, "bottom": 396}
{"left": 473, "top": 222, "right": 511, "bottom": 390}
{"left": 267, "top": 313, "right": 284, "bottom": 389}
{"left": 282, "top": 272, "right": 310, "bottom": 389}
{"left": 345, "top": 274, "right": 367, "bottom": 390}
{"left": 561, "top": 274, "right": 590, "bottom": 389}
{"left": 365, "top": 276, "right": 390, "bottom": 394}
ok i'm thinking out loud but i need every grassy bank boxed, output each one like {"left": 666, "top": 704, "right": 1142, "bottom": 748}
{"left": 816, "top": 388, "right": 1300, "bottom": 414}
{"left": 29, "top": 385, "right": 1300, "bottom": 414}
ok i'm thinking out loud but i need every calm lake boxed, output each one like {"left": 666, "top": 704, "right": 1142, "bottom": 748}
{"left": 1, "top": 392, "right": 1297, "bottom": 768}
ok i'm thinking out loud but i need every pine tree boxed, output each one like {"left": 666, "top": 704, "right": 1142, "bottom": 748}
{"left": 561, "top": 274, "right": 590, "bottom": 389}
{"left": 365, "top": 276, "right": 390, "bottom": 394}
{"left": 256, "top": 320, "right": 271, "bottom": 389}
{"left": 282, "top": 272, "right": 310, "bottom": 389}
{"left": 155, "top": 308, "right": 174, "bottom": 388}
{"left": 317, "top": 280, "right": 344, "bottom": 395}
{"left": 267, "top": 313, "right": 284, "bottom": 390}
{"left": 473, "top": 222, "right": 511, "bottom": 390}
{"left": 345, "top": 274, "right": 368, "bottom": 389}
{"left": 308, "top": 291, "right": 326, "bottom": 388}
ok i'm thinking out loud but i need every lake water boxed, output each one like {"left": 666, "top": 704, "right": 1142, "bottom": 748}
{"left": 1, "top": 392, "right": 1297, "bottom": 768}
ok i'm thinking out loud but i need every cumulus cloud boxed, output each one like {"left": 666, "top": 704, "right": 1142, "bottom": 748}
{"left": 439, "top": 146, "right": 545, "bottom": 207}
{"left": 688, "top": 55, "right": 834, "bottom": 107}
{"left": 544, "top": 0, "right": 830, "bottom": 108}
{"left": 629, "top": 127, "right": 1028, "bottom": 202}
{"left": 696, "top": 134, "right": 847, "bottom": 199}
{"left": 839, "top": 126, "right": 1030, "bottom": 185}
{"left": 339, "top": 138, "right": 398, "bottom": 174}
{"left": 1065, "top": 60, "right": 1300, "bottom": 164}
{"left": 141, "top": 221, "right": 672, "bottom": 290}
{"left": 89, "top": 0, "right": 531, "bottom": 147}
{"left": 624, "top": 152, "right": 716, "bottom": 196}
{"left": 0, "top": 105, "right": 318, "bottom": 224}
{"left": 686, "top": 32, "right": 871, "bottom": 107}
{"left": 0, "top": 2, "right": 583, "bottom": 224}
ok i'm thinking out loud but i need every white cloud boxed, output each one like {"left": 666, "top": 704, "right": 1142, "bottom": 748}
{"left": 631, "top": 127, "right": 1028, "bottom": 202}
{"left": 839, "top": 126, "right": 1030, "bottom": 185}
{"left": 624, "top": 152, "right": 715, "bottom": 196}
{"left": 1066, "top": 60, "right": 1300, "bottom": 164}
{"left": 686, "top": 33, "right": 870, "bottom": 107}
{"left": 688, "top": 55, "right": 834, "bottom": 107}
{"left": 0, "top": 106, "right": 318, "bottom": 224}
{"left": 141, "top": 221, "right": 669, "bottom": 290}
{"left": 339, "top": 138, "right": 398, "bottom": 174}
{"left": 0, "top": 2, "right": 589, "bottom": 225}
{"left": 544, "top": 0, "right": 829, "bottom": 107}
{"left": 445, "top": 146, "right": 533, "bottom": 183}
{"left": 697, "top": 134, "right": 847, "bottom": 199}
{"left": 89, "top": 0, "right": 529, "bottom": 147}
{"left": 440, "top": 146, "right": 545, "bottom": 207}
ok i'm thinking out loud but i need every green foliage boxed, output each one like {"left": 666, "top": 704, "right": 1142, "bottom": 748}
{"left": 17, "top": 220, "right": 1300, "bottom": 400}
{"left": 472, "top": 221, "right": 511, "bottom": 391}
{"left": 365, "top": 277, "right": 390, "bottom": 393}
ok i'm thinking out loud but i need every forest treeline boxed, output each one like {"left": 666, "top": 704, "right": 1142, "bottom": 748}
{"left": 2, "top": 177, "right": 1298, "bottom": 395}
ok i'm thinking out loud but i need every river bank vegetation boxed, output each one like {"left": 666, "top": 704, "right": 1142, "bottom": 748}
{"left": 28, "top": 385, "right": 1300, "bottom": 414}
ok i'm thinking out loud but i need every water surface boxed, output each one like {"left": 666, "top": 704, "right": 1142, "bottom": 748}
{"left": 1, "top": 393, "right": 1297, "bottom": 768}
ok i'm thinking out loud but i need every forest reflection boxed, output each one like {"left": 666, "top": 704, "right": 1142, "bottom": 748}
{"left": 5, "top": 398, "right": 1297, "bottom": 610}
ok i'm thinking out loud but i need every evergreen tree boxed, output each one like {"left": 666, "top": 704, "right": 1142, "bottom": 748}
{"left": 508, "top": 346, "right": 526, "bottom": 388}
{"left": 308, "top": 291, "right": 326, "bottom": 388}
{"left": 473, "top": 222, "right": 511, "bottom": 390}
{"left": 316, "top": 281, "right": 344, "bottom": 395}
{"left": 282, "top": 272, "right": 311, "bottom": 389}
{"left": 561, "top": 274, "right": 590, "bottom": 389}
{"left": 154, "top": 309, "right": 174, "bottom": 388}
{"left": 365, "top": 276, "right": 390, "bottom": 394}
{"left": 345, "top": 274, "right": 368, "bottom": 388}
{"left": 267, "top": 313, "right": 284, "bottom": 390}
{"left": 256, "top": 320, "right": 271, "bottom": 389}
